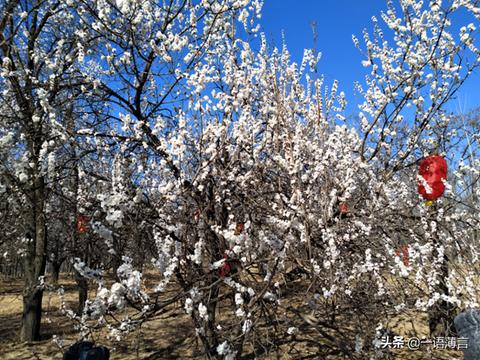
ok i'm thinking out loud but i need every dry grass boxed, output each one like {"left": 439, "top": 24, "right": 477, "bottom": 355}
{"left": 0, "top": 275, "right": 197, "bottom": 360}
{"left": 0, "top": 273, "right": 466, "bottom": 359}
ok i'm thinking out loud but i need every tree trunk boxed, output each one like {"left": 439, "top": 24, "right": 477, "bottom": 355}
{"left": 20, "top": 177, "right": 47, "bottom": 342}
{"left": 51, "top": 261, "right": 62, "bottom": 285}
{"left": 429, "top": 251, "right": 456, "bottom": 336}
{"left": 20, "top": 289, "right": 43, "bottom": 341}
{"left": 206, "top": 283, "right": 220, "bottom": 351}
{"left": 428, "top": 204, "right": 456, "bottom": 337}
{"left": 76, "top": 272, "right": 88, "bottom": 315}
{"left": 71, "top": 153, "right": 90, "bottom": 314}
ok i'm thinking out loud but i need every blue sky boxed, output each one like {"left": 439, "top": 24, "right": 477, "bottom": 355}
{"left": 260, "top": 1, "right": 480, "bottom": 116}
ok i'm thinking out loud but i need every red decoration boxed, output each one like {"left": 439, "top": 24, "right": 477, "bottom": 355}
{"left": 417, "top": 155, "right": 447, "bottom": 201}
{"left": 395, "top": 245, "right": 410, "bottom": 266}
{"left": 339, "top": 202, "right": 349, "bottom": 214}
{"left": 76, "top": 215, "right": 89, "bottom": 234}
{"left": 234, "top": 222, "right": 244, "bottom": 235}
{"left": 194, "top": 209, "right": 201, "bottom": 223}
{"left": 219, "top": 252, "right": 231, "bottom": 278}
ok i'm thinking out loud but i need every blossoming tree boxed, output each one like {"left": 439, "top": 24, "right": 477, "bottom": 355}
{"left": 1, "top": 0, "right": 479, "bottom": 357}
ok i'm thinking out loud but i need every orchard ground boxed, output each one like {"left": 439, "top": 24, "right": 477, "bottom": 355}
{"left": 0, "top": 272, "right": 464, "bottom": 359}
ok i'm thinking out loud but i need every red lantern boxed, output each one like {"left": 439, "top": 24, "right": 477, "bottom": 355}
{"left": 194, "top": 209, "right": 201, "bottom": 223}
{"left": 234, "top": 222, "right": 244, "bottom": 235}
{"left": 417, "top": 155, "right": 447, "bottom": 201}
{"left": 76, "top": 215, "right": 89, "bottom": 234}
{"left": 395, "top": 244, "right": 410, "bottom": 266}
{"left": 219, "top": 252, "right": 231, "bottom": 278}
{"left": 339, "top": 202, "right": 349, "bottom": 214}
